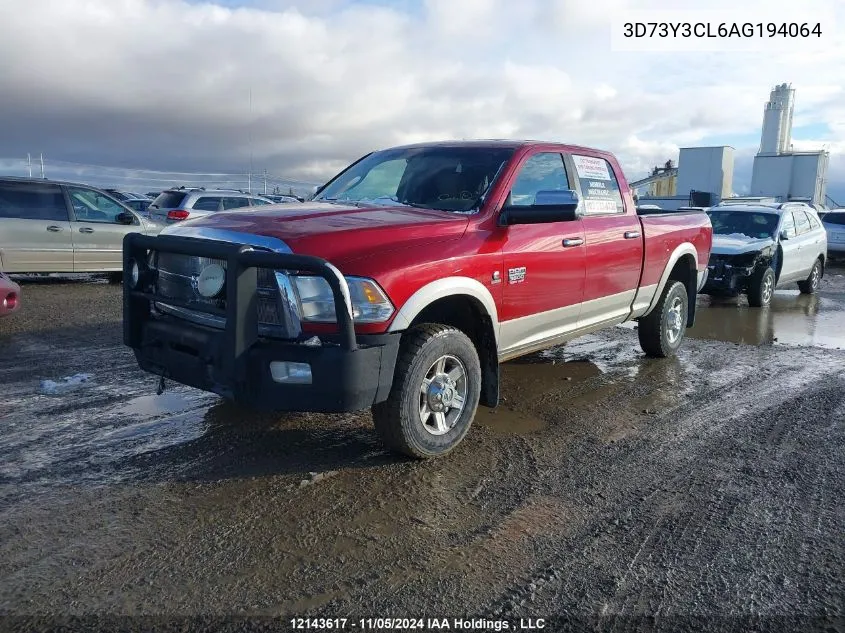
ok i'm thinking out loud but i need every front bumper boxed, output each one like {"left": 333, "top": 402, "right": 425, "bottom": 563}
{"left": 123, "top": 233, "right": 400, "bottom": 412}
{"left": 701, "top": 262, "right": 755, "bottom": 295}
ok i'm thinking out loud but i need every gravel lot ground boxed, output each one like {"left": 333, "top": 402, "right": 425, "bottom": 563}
{"left": 0, "top": 264, "right": 843, "bottom": 632}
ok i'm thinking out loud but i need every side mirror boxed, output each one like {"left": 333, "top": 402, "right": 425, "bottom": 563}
{"left": 499, "top": 190, "right": 581, "bottom": 226}
{"left": 116, "top": 211, "right": 135, "bottom": 225}
{"left": 779, "top": 229, "right": 789, "bottom": 240}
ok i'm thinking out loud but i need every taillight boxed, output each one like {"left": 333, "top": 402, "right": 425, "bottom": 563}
{"left": 167, "top": 210, "right": 190, "bottom": 220}
{"left": 3, "top": 292, "right": 17, "bottom": 310}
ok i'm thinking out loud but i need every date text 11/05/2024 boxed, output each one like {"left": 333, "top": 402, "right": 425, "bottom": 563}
{"left": 290, "top": 618, "right": 546, "bottom": 630}
{"left": 623, "top": 22, "right": 822, "bottom": 38}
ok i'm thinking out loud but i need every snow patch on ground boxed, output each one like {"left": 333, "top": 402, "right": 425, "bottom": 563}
{"left": 39, "top": 373, "right": 94, "bottom": 395}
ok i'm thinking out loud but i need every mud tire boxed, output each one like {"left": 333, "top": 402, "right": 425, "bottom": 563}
{"left": 371, "top": 324, "right": 481, "bottom": 459}
{"left": 798, "top": 259, "right": 822, "bottom": 295}
{"left": 748, "top": 267, "right": 775, "bottom": 307}
{"left": 638, "top": 281, "right": 688, "bottom": 358}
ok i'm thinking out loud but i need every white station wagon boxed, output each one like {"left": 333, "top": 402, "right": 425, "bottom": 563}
{"left": 700, "top": 202, "right": 828, "bottom": 307}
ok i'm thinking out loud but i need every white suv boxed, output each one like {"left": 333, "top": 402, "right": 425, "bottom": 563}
{"left": 148, "top": 188, "right": 275, "bottom": 224}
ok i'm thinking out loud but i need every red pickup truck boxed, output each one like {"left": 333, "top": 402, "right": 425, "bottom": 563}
{"left": 123, "top": 141, "right": 712, "bottom": 458}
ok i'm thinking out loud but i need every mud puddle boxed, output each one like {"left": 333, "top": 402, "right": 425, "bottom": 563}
{"left": 0, "top": 388, "right": 215, "bottom": 487}
{"left": 475, "top": 357, "right": 604, "bottom": 436}
{"left": 690, "top": 292, "right": 845, "bottom": 349}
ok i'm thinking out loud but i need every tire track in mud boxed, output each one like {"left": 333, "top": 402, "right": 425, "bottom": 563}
{"left": 483, "top": 348, "right": 845, "bottom": 624}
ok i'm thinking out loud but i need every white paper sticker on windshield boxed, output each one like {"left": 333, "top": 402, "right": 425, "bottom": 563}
{"left": 584, "top": 199, "right": 619, "bottom": 214}
{"left": 573, "top": 155, "right": 612, "bottom": 181}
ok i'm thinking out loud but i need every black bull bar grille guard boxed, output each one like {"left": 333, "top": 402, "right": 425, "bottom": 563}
{"left": 123, "top": 232, "right": 358, "bottom": 374}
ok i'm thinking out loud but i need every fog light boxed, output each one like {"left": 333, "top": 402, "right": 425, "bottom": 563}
{"left": 196, "top": 263, "right": 225, "bottom": 298}
{"left": 269, "top": 361, "right": 312, "bottom": 384}
{"left": 3, "top": 293, "right": 17, "bottom": 310}
{"left": 129, "top": 259, "right": 140, "bottom": 288}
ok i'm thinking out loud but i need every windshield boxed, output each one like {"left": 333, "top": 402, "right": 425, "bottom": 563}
{"left": 707, "top": 210, "right": 779, "bottom": 239}
{"left": 314, "top": 146, "right": 515, "bottom": 212}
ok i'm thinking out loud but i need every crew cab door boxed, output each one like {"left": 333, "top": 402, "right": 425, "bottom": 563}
{"left": 66, "top": 185, "right": 139, "bottom": 271}
{"left": 498, "top": 151, "right": 586, "bottom": 355}
{"left": 569, "top": 153, "right": 643, "bottom": 327}
{"left": 0, "top": 180, "right": 73, "bottom": 272}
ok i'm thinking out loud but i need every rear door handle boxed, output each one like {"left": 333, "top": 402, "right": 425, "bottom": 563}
{"left": 46, "top": 225, "right": 63, "bottom": 232}
{"left": 562, "top": 237, "right": 584, "bottom": 247}
{"left": 624, "top": 231, "right": 641, "bottom": 239}
{"left": 79, "top": 227, "right": 95, "bottom": 234}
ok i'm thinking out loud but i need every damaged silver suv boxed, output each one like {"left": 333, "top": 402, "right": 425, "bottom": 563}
{"left": 701, "top": 202, "right": 828, "bottom": 307}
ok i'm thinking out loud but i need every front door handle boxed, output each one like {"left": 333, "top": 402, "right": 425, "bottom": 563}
{"left": 624, "top": 231, "right": 641, "bottom": 239}
{"left": 562, "top": 237, "right": 584, "bottom": 247}
{"left": 46, "top": 225, "right": 63, "bottom": 232}
{"left": 79, "top": 227, "right": 95, "bottom": 234}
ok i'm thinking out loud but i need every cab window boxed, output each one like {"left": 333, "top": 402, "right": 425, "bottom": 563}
{"left": 571, "top": 154, "right": 624, "bottom": 215}
{"left": 508, "top": 153, "right": 570, "bottom": 207}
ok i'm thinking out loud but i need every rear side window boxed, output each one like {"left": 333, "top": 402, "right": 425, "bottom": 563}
{"left": 251, "top": 198, "right": 270, "bottom": 206}
{"left": 571, "top": 155, "right": 624, "bottom": 215}
{"left": 152, "top": 192, "right": 187, "bottom": 208}
{"left": 223, "top": 197, "right": 251, "bottom": 210}
{"left": 807, "top": 213, "right": 821, "bottom": 229}
{"left": 0, "top": 181, "right": 68, "bottom": 221}
{"left": 793, "top": 210, "right": 812, "bottom": 234}
{"left": 191, "top": 197, "right": 222, "bottom": 211}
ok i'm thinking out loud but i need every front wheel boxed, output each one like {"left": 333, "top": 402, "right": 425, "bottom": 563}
{"left": 798, "top": 259, "right": 822, "bottom": 294}
{"left": 371, "top": 324, "right": 481, "bottom": 459}
{"left": 638, "top": 281, "right": 688, "bottom": 358}
{"left": 748, "top": 267, "right": 775, "bottom": 307}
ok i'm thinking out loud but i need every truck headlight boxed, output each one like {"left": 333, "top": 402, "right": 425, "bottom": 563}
{"left": 291, "top": 275, "right": 394, "bottom": 323}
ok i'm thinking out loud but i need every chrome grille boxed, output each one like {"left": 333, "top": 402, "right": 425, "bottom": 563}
{"left": 151, "top": 250, "right": 301, "bottom": 338}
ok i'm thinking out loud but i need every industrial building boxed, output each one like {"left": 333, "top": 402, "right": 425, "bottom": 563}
{"left": 632, "top": 83, "right": 830, "bottom": 209}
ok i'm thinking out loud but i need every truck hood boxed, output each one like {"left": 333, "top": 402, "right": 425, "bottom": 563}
{"left": 162, "top": 201, "right": 470, "bottom": 264}
{"left": 711, "top": 233, "right": 775, "bottom": 255}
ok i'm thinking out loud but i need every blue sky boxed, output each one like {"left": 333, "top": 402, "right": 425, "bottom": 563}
{"left": 0, "top": 0, "right": 843, "bottom": 200}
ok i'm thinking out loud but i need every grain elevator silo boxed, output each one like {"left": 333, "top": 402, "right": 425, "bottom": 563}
{"left": 750, "top": 83, "right": 829, "bottom": 205}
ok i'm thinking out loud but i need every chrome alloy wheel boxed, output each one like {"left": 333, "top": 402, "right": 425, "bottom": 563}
{"left": 810, "top": 264, "right": 821, "bottom": 291}
{"left": 666, "top": 295, "right": 684, "bottom": 344}
{"left": 419, "top": 354, "right": 468, "bottom": 436}
{"left": 762, "top": 273, "right": 775, "bottom": 304}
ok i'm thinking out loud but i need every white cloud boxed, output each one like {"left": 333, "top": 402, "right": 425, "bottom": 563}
{"left": 0, "top": 0, "right": 843, "bottom": 193}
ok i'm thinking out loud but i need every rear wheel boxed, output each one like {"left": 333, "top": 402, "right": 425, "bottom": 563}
{"left": 798, "top": 259, "right": 822, "bottom": 294}
{"left": 638, "top": 281, "right": 688, "bottom": 358}
{"left": 371, "top": 324, "right": 481, "bottom": 459}
{"left": 748, "top": 267, "right": 775, "bottom": 307}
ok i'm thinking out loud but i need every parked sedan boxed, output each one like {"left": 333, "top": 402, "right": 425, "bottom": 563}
{"left": 0, "top": 271, "right": 20, "bottom": 317}
{"left": 820, "top": 209, "right": 845, "bottom": 258}
{"left": 701, "top": 202, "right": 827, "bottom": 307}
